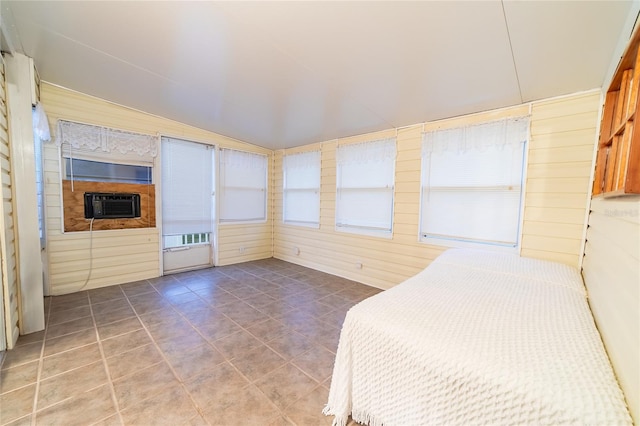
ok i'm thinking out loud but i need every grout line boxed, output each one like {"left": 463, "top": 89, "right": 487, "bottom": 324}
{"left": 29, "top": 292, "right": 54, "bottom": 425}
{"left": 87, "top": 293, "right": 125, "bottom": 426}
{"left": 15, "top": 260, "right": 351, "bottom": 425}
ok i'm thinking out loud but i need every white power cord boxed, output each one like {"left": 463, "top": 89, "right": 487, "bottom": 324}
{"left": 79, "top": 217, "right": 95, "bottom": 290}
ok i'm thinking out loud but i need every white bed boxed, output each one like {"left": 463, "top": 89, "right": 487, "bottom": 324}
{"left": 324, "top": 249, "right": 632, "bottom": 426}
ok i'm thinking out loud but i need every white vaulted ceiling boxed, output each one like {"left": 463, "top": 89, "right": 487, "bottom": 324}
{"left": 0, "top": 1, "right": 635, "bottom": 149}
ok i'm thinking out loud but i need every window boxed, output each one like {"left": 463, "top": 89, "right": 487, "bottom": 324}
{"left": 283, "top": 150, "right": 320, "bottom": 227}
{"left": 420, "top": 116, "right": 529, "bottom": 247}
{"left": 64, "top": 158, "right": 152, "bottom": 184}
{"left": 336, "top": 138, "right": 396, "bottom": 236}
{"left": 161, "top": 137, "right": 214, "bottom": 249}
{"left": 219, "top": 149, "right": 267, "bottom": 223}
{"left": 57, "top": 120, "right": 157, "bottom": 185}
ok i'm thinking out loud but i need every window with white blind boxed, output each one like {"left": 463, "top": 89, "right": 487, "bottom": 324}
{"left": 283, "top": 150, "right": 321, "bottom": 227}
{"left": 161, "top": 137, "right": 214, "bottom": 248}
{"left": 420, "top": 116, "right": 529, "bottom": 248}
{"left": 219, "top": 149, "right": 267, "bottom": 223}
{"left": 336, "top": 138, "right": 396, "bottom": 236}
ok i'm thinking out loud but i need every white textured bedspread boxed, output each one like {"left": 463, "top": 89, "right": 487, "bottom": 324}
{"left": 324, "top": 249, "right": 631, "bottom": 426}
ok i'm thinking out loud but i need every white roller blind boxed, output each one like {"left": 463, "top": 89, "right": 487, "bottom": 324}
{"left": 219, "top": 149, "right": 267, "bottom": 222}
{"left": 283, "top": 150, "right": 320, "bottom": 226}
{"left": 420, "top": 116, "right": 529, "bottom": 246}
{"left": 336, "top": 138, "right": 396, "bottom": 234}
{"left": 162, "top": 137, "right": 213, "bottom": 237}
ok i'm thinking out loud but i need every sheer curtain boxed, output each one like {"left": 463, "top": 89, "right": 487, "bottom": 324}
{"left": 219, "top": 149, "right": 268, "bottom": 222}
{"left": 336, "top": 138, "right": 396, "bottom": 234}
{"left": 283, "top": 150, "right": 321, "bottom": 226}
{"left": 420, "top": 116, "right": 529, "bottom": 246}
{"left": 56, "top": 120, "right": 158, "bottom": 166}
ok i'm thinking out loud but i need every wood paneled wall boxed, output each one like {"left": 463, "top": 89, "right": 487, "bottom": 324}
{"left": 62, "top": 180, "right": 155, "bottom": 232}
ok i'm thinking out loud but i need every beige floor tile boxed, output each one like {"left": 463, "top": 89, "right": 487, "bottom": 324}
{"left": 37, "top": 360, "right": 108, "bottom": 410}
{"left": 184, "top": 362, "right": 249, "bottom": 410}
{"left": 269, "top": 416, "right": 294, "bottom": 426}
{"left": 172, "top": 299, "right": 216, "bottom": 315}
{"left": 1, "top": 342, "right": 43, "bottom": 370}
{"left": 213, "top": 329, "right": 264, "bottom": 360}
{"left": 93, "top": 305, "right": 136, "bottom": 326}
{"left": 128, "top": 297, "right": 173, "bottom": 316}
{"left": 0, "top": 384, "right": 36, "bottom": 425}
{"left": 35, "top": 384, "right": 115, "bottom": 426}
{"left": 106, "top": 343, "right": 164, "bottom": 380}
{"left": 43, "top": 328, "right": 97, "bottom": 357}
{"left": 266, "top": 331, "right": 315, "bottom": 360}
{"left": 231, "top": 345, "right": 286, "bottom": 382}
{"left": 40, "top": 342, "right": 102, "bottom": 380}
{"left": 165, "top": 343, "right": 225, "bottom": 381}
{"left": 181, "top": 306, "right": 226, "bottom": 327}
{"left": 120, "top": 281, "right": 156, "bottom": 297}
{"left": 0, "top": 260, "right": 368, "bottom": 425}
{"left": 146, "top": 318, "right": 197, "bottom": 343}
{"left": 91, "top": 414, "right": 123, "bottom": 426}
{"left": 202, "top": 384, "right": 280, "bottom": 426}
{"left": 88, "top": 286, "right": 125, "bottom": 303}
{"left": 91, "top": 298, "right": 131, "bottom": 316}
{"left": 45, "top": 315, "right": 95, "bottom": 340}
{"left": 291, "top": 347, "right": 336, "bottom": 383}
{"left": 163, "top": 291, "right": 201, "bottom": 305}
{"left": 119, "top": 384, "right": 199, "bottom": 425}
{"left": 0, "top": 361, "right": 38, "bottom": 394}
{"left": 14, "top": 331, "right": 45, "bottom": 347}
{"left": 48, "top": 305, "right": 92, "bottom": 326}
{"left": 255, "top": 363, "right": 319, "bottom": 410}
{"left": 284, "top": 385, "right": 333, "bottom": 426}
{"left": 156, "top": 330, "right": 207, "bottom": 358}
{"left": 101, "top": 329, "right": 152, "bottom": 358}
{"left": 112, "top": 362, "right": 177, "bottom": 410}
{"left": 246, "top": 318, "right": 290, "bottom": 343}
{"left": 2, "top": 414, "right": 32, "bottom": 426}
{"left": 195, "top": 317, "right": 242, "bottom": 342}
{"left": 224, "top": 305, "right": 270, "bottom": 328}
{"left": 96, "top": 317, "right": 142, "bottom": 341}
{"left": 49, "top": 293, "right": 89, "bottom": 313}
{"left": 137, "top": 308, "right": 182, "bottom": 327}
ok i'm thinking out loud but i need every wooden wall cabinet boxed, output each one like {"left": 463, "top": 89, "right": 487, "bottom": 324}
{"left": 593, "top": 26, "right": 640, "bottom": 197}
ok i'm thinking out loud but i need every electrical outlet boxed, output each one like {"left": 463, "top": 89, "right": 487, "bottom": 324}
{"left": 355, "top": 262, "right": 363, "bottom": 269}
{"left": 293, "top": 247, "right": 300, "bottom": 255}
{"left": 239, "top": 247, "right": 246, "bottom": 254}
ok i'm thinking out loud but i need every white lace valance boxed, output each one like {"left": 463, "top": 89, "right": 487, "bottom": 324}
{"left": 283, "top": 150, "right": 321, "bottom": 170}
{"left": 422, "top": 116, "right": 530, "bottom": 157}
{"left": 56, "top": 120, "right": 159, "bottom": 165}
{"left": 337, "top": 137, "right": 396, "bottom": 166}
{"left": 220, "top": 148, "right": 267, "bottom": 170}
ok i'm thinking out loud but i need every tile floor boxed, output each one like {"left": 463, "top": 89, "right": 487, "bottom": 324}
{"left": 0, "top": 258, "right": 381, "bottom": 425}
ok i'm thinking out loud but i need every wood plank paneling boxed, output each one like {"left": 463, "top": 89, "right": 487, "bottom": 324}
{"left": 583, "top": 196, "right": 640, "bottom": 422}
{"left": 62, "top": 180, "right": 155, "bottom": 231}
